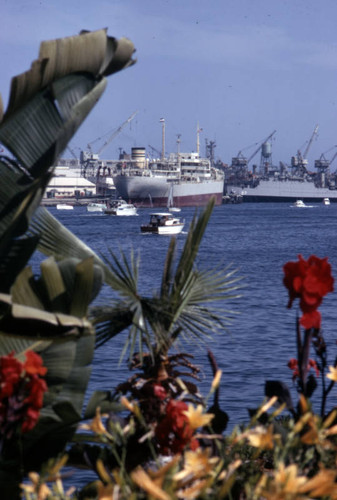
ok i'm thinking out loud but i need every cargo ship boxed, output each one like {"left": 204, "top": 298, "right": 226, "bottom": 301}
{"left": 113, "top": 148, "right": 224, "bottom": 208}
{"left": 112, "top": 125, "right": 224, "bottom": 208}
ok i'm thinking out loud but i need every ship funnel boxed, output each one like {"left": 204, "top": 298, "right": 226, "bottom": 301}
{"left": 131, "top": 147, "right": 146, "bottom": 168}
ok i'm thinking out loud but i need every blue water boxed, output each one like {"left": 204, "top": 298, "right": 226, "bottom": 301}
{"left": 35, "top": 202, "right": 337, "bottom": 485}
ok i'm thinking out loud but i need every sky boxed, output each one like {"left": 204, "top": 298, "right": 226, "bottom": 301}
{"left": 1, "top": 0, "right": 337, "bottom": 169}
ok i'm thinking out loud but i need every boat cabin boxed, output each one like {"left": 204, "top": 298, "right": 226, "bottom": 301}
{"left": 150, "top": 213, "right": 179, "bottom": 226}
{"left": 141, "top": 212, "right": 185, "bottom": 234}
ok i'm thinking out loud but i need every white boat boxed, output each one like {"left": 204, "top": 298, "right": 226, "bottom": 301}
{"left": 294, "top": 200, "right": 306, "bottom": 207}
{"left": 141, "top": 212, "right": 185, "bottom": 235}
{"left": 292, "top": 199, "right": 314, "bottom": 208}
{"left": 323, "top": 197, "right": 331, "bottom": 205}
{"left": 87, "top": 202, "right": 106, "bottom": 212}
{"left": 105, "top": 199, "right": 138, "bottom": 216}
{"left": 167, "top": 184, "right": 181, "bottom": 212}
{"left": 56, "top": 203, "right": 74, "bottom": 210}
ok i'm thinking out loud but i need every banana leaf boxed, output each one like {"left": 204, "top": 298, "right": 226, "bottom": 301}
{"left": 0, "top": 29, "right": 135, "bottom": 293}
{"left": 0, "top": 29, "right": 136, "bottom": 496}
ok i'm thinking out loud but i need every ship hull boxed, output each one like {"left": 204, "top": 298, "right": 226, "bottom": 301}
{"left": 114, "top": 175, "right": 224, "bottom": 207}
{"left": 226, "top": 179, "right": 337, "bottom": 202}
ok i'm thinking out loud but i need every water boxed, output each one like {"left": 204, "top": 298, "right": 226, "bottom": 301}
{"left": 33, "top": 202, "right": 337, "bottom": 484}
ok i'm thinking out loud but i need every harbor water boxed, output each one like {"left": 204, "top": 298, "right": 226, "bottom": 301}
{"left": 37, "top": 202, "right": 337, "bottom": 483}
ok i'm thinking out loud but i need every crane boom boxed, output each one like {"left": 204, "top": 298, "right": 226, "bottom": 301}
{"left": 86, "top": 111, "right": 138, "bottom": 156}
{"left": 302, "top": 124, "right": 319, "bottom": 159}
{"left": 247, "top": 130, "right": 276, "bottom": 163}
{"left": 96, "top": 111, "right": 138, "bottom": 155}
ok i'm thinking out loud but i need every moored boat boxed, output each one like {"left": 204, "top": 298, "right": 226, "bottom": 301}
{"left": 323, "top": 197, "right": 331, "bottom": 205}
{"left": 56, "top": 203, "right": 73, "bottom": 210}
{"left": 105, "top": 199, "right": 137, "bottom": 216}
{"left": 141, "top": 212, "right": 185, "bottom": 235}
{"left": 87, "top": 202, "right": 106, "bottom": 212}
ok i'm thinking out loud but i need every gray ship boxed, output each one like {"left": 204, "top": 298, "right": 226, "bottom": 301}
{"left": 112, "top": 125, "right": 224, "bottom": 208}
{"left": 225, "top": 125, "right": 337, "bottom": 202}
{"left": 113, "top": 147, "right": 224, "bottom": 208}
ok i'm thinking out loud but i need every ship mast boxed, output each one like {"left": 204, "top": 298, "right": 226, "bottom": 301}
{"left": 160, "top": 118, "right": 165, "bottom": 160}
{"left": 177, "top": 134, "right": 181, "bottom": 178}
{"left": 196, "top": 123, "right": 203, "bottom": 156}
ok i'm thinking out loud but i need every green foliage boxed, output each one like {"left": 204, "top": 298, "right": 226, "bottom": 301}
{"left": 0, "top": 29, "right": 135, "bottom": 499}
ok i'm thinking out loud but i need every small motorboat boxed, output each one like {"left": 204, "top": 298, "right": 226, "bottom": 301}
{"left": 294, "top": 200, "right": 306, "bottom": 208}
{"left": 323, "top": 197, "right": 331, "bottom": 205}
{"left": 141, "top": 212, "right": 185, "bottom": 235}
{"left": 56, "top": 203, "right": 73, "bottom": 210}
{"left": 292, "top": 199, "right": 314, "bottom": 208}
{"left": 87, "top": 202, "right": 106, "bottom": 213}
{"left": 105, "top": 199, "right": 138, "bottom": 216}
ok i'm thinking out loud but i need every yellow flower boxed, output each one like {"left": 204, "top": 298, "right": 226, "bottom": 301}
{"left": 176, "top": 478, "right": 209, "bottom": 499}
{"left": 120, "top": 395, "right": 142, "bottom": 419}
{"left": 80, "top": 407, "right": 107, "bottom": 435}
{"left": 20, "top": 472, "right": 52, "bottom": 500}
{"left": 120, "top": 396, "right": 135, "bottom": 412}
{"left": 257, "top": 462, "right": 308, "bottom": 500}
{"left": 326, "top": 366, "right": 337, "bottom": 382}
{"left": 174, "top": 447, "right": 218, "bottom": 483}
{"left": 300, "top": 414, "right": 320, "bottom": 445}
{"left": 211, "top": 369, "right": 222, "bottom": 391}
{"left": 131, "top": 467, "right": 171, "bottom": 500}
{"left": 299, "top": 467, "right": 337, "bottom": 497}
{"left": 274, "top": 463, "right": 307, "bottom": 493}
{"left": 245, "top": 424, "right": 275, "bottom": 450}
{"left": 183, "top": 404, "right": 214, "bottom": 430}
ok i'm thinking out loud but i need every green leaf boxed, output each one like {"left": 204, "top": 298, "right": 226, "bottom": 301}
{"left": 84, "top": 391, "right": 123, "bottom": 419}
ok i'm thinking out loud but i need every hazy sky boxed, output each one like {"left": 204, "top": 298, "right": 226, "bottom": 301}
{"left": 1, "top": 0, "right": 337, "bottom": 169}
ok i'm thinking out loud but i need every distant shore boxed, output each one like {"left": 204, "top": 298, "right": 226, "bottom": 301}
{"left": 40, "top": 196, "right": 114, "bottom": 207}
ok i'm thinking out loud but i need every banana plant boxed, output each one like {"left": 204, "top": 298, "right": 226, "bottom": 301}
{"left": 0, "top": 28, "right": 136, "bottom": 498}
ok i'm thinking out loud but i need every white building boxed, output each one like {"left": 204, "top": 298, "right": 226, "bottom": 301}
{"left": 44, "top": 159, "right": 97, "bottom": 199}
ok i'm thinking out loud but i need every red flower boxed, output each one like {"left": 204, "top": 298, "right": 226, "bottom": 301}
{"left": 288, "top": 358, "right": 300, "bottom": 381}
{"left": 0, "top": 350, "right": 48, "bottom": 438}
{"left": 283, "top": 255, "right": 334, "bottom": 329}
{"left": 24, "top": 350, "right": 47, "bottom": 376}
{"left": 153, "top": 384, "right": 167, "bottom": 401}
{"left": 155, "top": 399, "right": 199, "bottom": 454}
{"left": 288, "top": 358, "right": 320, "bottom": 381}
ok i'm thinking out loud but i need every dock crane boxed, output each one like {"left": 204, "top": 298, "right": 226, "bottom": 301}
{"left": 246, "top": 130, "right": 276, "bottom": 166}
{"left": 315, "top": 145, "right": 337, "bottom": 172}
{"left": 291, "top": 124, "right": 319, "bottom": 174}
{"left": 82, "top": 110, "right": 138, "bottom": 161}
{"left": 231, "top": 130, "right": 276, "bottom": 176}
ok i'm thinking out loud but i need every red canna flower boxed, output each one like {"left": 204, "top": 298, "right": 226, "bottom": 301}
{"left": 24, "top": 350, "right": 47, "bottom": 377}
{"left": 0, "top": 350, "right": 48, "bottom": 439}
{"left": 283, "top": 255, "right": 334, "bottom": 329}
{"left": 155, "top": 399, "right": 199, "bottom": 455}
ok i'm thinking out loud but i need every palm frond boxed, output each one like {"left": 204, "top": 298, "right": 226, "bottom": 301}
{"left": 90, "top": 199, "right": 244, "bottom": 362}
